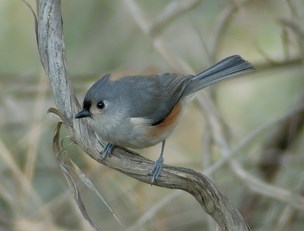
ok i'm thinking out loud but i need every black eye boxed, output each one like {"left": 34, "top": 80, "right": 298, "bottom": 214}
{"left": 97, "top": 100, "right": 105, "bottom": 109}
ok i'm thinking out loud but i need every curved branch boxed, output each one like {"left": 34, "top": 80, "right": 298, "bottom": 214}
{"left": 36, "top": 0, "right": 249, "bottom": 230}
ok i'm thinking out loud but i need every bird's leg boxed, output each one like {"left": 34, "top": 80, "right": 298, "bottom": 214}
{"left": 101, "top": 143, "right": 116, "bottom": 158}
{"left": 151, "top": 140, "right": 166, "bottom": 184}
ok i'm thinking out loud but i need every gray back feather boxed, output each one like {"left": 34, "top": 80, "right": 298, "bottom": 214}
{"left": 84, "top": 73, "right": 191, "bottom": 125}
{"left": 84, "top": 55, "right": 254, "bottom": 125}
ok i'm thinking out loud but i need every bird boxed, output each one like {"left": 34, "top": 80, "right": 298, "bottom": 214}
{"left": 75, "top": 55, "right": 255, "bottom": 183}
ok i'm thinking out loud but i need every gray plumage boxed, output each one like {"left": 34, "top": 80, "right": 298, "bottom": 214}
{"left": 76, "top": 54, "right": 255, "bottom": 183}
{"left": 83, "top": 55, "right": 254, "bottom": 126}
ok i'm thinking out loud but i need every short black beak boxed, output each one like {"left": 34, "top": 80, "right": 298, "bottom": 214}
{"left": 75, "top": 109, "right": 91, "bottom": 119}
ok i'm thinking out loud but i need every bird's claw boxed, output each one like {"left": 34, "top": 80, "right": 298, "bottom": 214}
{"left": 151, "top": 156, "right": 164, "bottom": 184}
{"left": 101, "top": 143, "right": 115, "bottom": 158}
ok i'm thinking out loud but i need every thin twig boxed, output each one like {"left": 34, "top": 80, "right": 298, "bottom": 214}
{"left": 122, "top": 0, "right": 194, "bottom": 73}
{"left": 196, "top": 95, "right": 304, "bottom": 211}
{"left": 149, "top": 0, "right": 201, "bottom": 37}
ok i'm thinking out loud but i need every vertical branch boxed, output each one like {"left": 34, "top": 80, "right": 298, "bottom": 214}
{"left": 37, "top": 0, "right": 78, "bottom": 125}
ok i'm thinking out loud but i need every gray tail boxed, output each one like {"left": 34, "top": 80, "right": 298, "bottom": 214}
{"left": 183, "top": 55, "right": 255, "bottom": 96}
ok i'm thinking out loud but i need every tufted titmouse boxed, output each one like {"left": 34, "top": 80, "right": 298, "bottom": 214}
{"left": 75, "top": 55, "right": 254, "bottom": 183}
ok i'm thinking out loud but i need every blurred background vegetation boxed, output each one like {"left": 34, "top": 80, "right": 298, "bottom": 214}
{"left": 0, "top": 0, "right": 303, "bottom": 230}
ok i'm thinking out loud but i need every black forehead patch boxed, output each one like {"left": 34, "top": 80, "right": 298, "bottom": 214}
{"left": 83, "top": 100, "right": 91, "bottom": 110}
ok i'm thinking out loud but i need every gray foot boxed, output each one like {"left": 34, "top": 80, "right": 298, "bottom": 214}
{"left": 101, "top": 143, "right": 115, "bottom": 158}
{"left": 151, "top": 156, "right": 164, "bottom": 184}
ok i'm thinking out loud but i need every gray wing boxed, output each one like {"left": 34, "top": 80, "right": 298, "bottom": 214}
{"left": 122, "top": 73, "right": 192, "bottom": 125}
